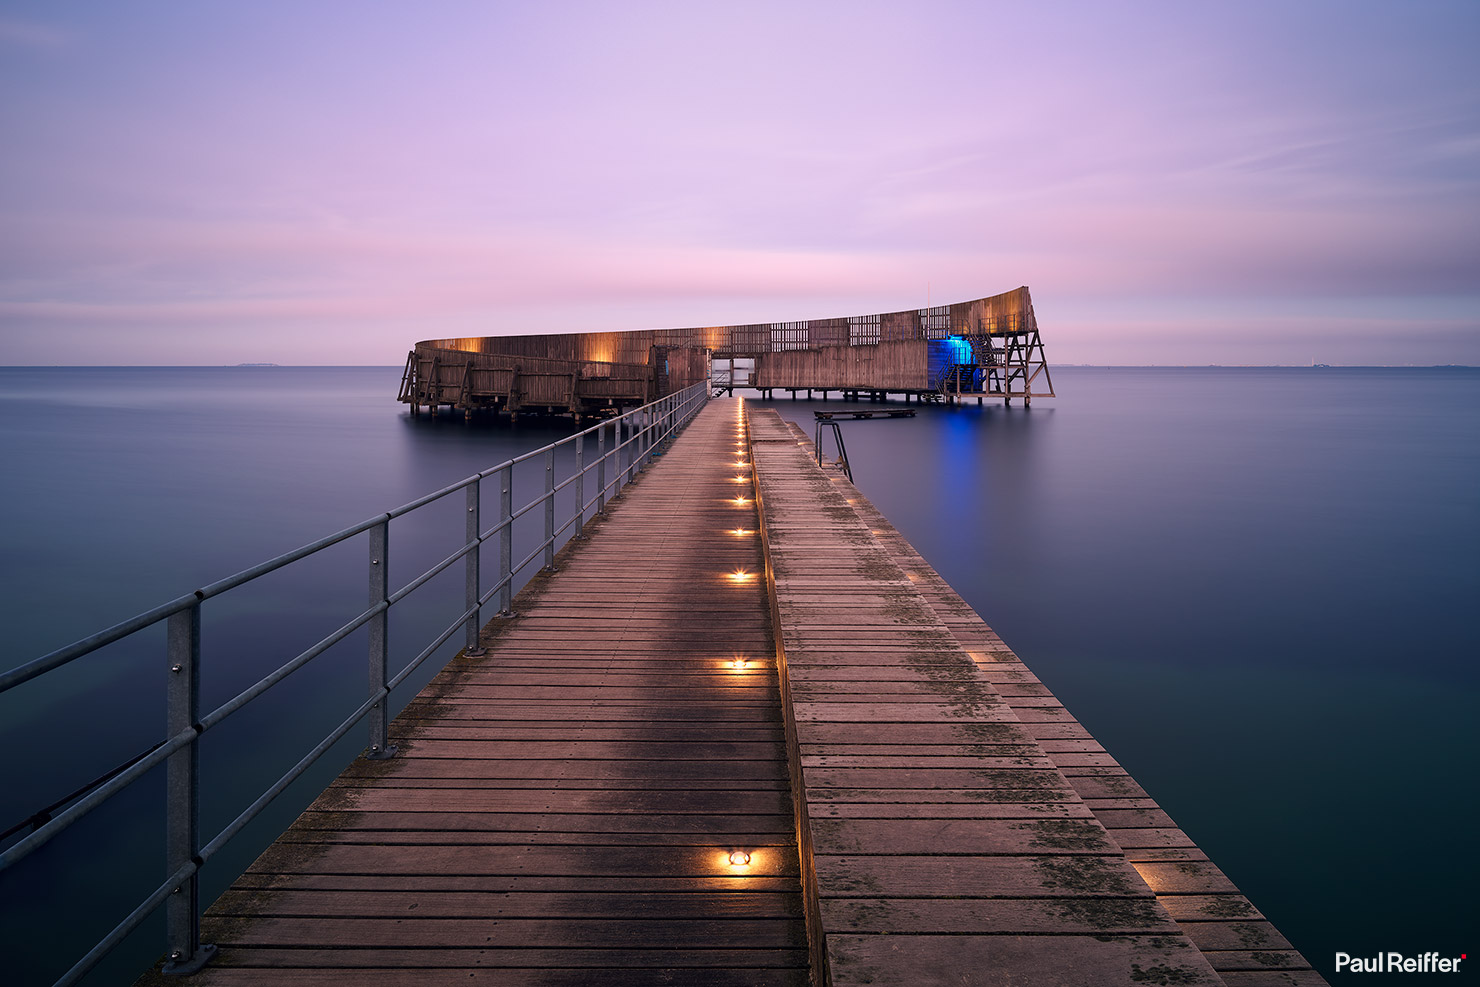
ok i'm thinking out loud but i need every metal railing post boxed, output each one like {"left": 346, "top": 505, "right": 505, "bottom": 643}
{"left": 366, "top": 520, "right": 396, "bottom": 760}
{"left": 163, "top": 601, "right": 214, "bottom": 975}
{"left": 574, "top": 433, "right": 585, "bottom": 538}
{"left": 621, "top": 415, "right": 631, "bottom": 488}
{"left": 498, "top": 465, "right": 513, "bottom": 615}
{"left": 638, "top": 409, "right": 649, "bottom": 471}
{"left": 597, "top": 422, "right": 607, "bottom": 512}
{"left": 542, "top": 446, "right": 556, "bottom": 571}
{"left": 464, "top": 479, "right": 485, "bottom": 656}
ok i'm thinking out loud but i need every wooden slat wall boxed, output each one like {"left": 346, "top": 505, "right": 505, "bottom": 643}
{"left": 410, "top": 286, "right": 1038, "bottom": 402}
{"left": 412, "top": 349, "right": 652, "bottom": 411}
{"left": 753, "top": 341, "right": 929, "bottom": 391}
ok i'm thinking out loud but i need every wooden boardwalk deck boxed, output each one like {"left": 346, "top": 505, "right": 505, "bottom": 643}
{"left": 818, "top": 433, "right": 1327, "bottom": 987}
{"left": 149, "top": 398, "right": 808, "bottom": 986}
{"left": 138, "top": 395, "right": 1323, "bottom": 987}
{"left": 747, "top": 408, "right": 1326, "bottom": 987}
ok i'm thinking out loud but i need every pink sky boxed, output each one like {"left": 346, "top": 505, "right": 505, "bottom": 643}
{"left": 1, "top": 1, "right": 1476, "bottom": 365}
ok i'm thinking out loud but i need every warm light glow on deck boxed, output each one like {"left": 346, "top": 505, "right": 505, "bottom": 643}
{"left": 730, "top": 527, "right": 752, "bottom": 537}
{"left": 733, "top": 496, "right": 749, "bottom": 506}
{"left": 706, "top": 847, "right": 765, "bottom": 881}
{"left": 728, "top": 569, "right": 754, "bottom": 583}
{"left": 1129, "top": 862, "right": 1163, "bottom": 893}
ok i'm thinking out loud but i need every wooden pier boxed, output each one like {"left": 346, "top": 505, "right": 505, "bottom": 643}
{"left": 146, "top": 399, "right": 807, "bottom": 985}
{"left": 748, "top": 409, "right": 1325, "bottom": 987}
{"left": 143, "top": 398, "right": 1322, "bottom": 986}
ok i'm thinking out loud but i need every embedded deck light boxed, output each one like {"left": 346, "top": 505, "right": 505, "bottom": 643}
{"left": 729, "top": 569, "right": 752, "bottom": 583}
{"left": 728, "top": 851, "right": 751, "bottom": 867}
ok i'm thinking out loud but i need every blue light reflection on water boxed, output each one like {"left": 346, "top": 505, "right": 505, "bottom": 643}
{"left": 754, "top": 366, "right": 1479, "bottom": 981}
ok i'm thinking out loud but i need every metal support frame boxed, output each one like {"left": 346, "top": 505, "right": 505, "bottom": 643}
{"left": 542, "top": 447, "right": 556, "bottom": 571}
{"left": 365, "top": 522, "right": 397, "bottom": 760}
{"left": 161, "top": 603, "right": 215, "bottom": 975}
{"left": 498, "top": 465, "right": 513, "bottom": 615}
{"left": 464, "top": 479, "right": 485, "bottom": 656}
{"left": 622, "top": 417, "right": 634, "bottom": 486}
{"left": 597, "top": 423, "right": 607, "bottom": 513}
{"left": 814, "top": 418, "right": 853, "bottom": 483}
{"left": 573, "top": 434, "right": 585, "bottom": 538}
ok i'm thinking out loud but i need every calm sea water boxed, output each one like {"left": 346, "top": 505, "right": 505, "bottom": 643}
{"left": 755, "top": 368, "right": 1479, "bottom": 984}
{"left": 0, "top": 367, "right": 597, "bottom": 987}
{"left": 1, "top": 365, "right": 1476, "bottom": 985}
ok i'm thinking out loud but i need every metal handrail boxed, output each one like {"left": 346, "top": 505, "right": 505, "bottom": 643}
{"left": 0, "top": 380, "right": 710, "bottom": 987}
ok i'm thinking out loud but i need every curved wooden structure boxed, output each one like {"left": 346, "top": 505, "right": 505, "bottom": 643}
{"left": 398, "top": 287, "right": 1054, "bottom": 419}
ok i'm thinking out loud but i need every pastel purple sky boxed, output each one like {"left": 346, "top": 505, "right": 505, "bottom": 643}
{"left": 2, "top": 1, "right": 1477, "bottom": 365}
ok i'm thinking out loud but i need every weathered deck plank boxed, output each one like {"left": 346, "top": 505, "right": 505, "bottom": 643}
{"left": 748, "top": 407, "right": 1230, "bottom": 986}
{"left": 771, "top": 415, "right": 1326, "bottom": 985}
{"left": 140, "top": 399, "right": 808, "bottom": 985}
{"left": 135, "top": 398, "right": 1321, "bottom": 986}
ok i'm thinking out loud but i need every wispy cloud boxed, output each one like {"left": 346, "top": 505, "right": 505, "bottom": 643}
{"left": 0, "top": 3, "right": 1476, "bottom": 365}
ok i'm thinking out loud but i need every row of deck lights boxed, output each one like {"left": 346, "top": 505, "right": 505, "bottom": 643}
{"left": 731, "top": 401, "right": 753, "bottom": 583}
{"left": 729, "top": 400, "right": 754, "bottom": 870}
